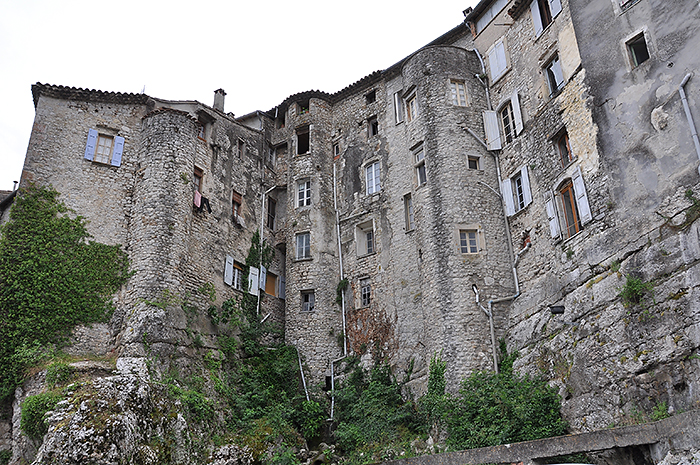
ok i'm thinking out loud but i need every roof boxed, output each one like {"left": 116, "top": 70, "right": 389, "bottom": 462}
{"left": 464, "top": 0, "right": 497, "bottom": 22}
{"left": 32, "top": 83, "right": 151, "bottom": 108}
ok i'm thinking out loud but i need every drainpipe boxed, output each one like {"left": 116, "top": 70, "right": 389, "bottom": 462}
{"left": 329, "top": 161, "right": 348, "bottom": 421}
{"left": 679, "top": 74, "right": 700, "bottom": 175}
{"left": 473, "top": 48, "right": 492, "bottom": 111}
{"left": 257, "top": 185, "right": 276, "bottom": 315}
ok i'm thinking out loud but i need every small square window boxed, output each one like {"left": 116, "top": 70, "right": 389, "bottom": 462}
{"left": 296, "top": 233, "right": 311, "bottom": 259}
{"left": 297, "top": 180, "right": 311, "bottom": 207}
{"left": 301, "top": 290, "right": 315, "bottom": 312}
{"left": 365, "top": 90, "right": 376, "bottom": 104}
{"left": 368, "top": 117, "right": 379, "bottom": 137}
{"left": 297, "top": 99, "right": 310, "bottom": 115}
{"left": 360, "top": 278, "right": 371, "bottom": 307}
{"left": 366, "top": 161, "right": 381, "bottom": 195}
{"left": 460, "top": 230, "right": 478, "bottom": 254}
{"left": 627, "top": 33, "right": 650, "bottom": 67}
{"left": 450, "top": 80, "right": 468, "bottom": 106}
{"left": 468, "top": 156, "right": 480, "bottom": 170}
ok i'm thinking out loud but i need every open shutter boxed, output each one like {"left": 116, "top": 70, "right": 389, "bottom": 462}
{"left": 520, "top": 166, "right": 532, "bottom": 207}
{"left": 259, "top": 265, "right": 267, "bottom": 291}
{"left": 111, "top": 136, "right": 125, "bottom": 167}
{"left": 84, "top": 129, "right": 98, "bottom": 161}
{"left": 483, "top": 111, "right": 502, "bottom": 150}
{"left": 551, "top": 57, "right": 564, "bottom": 89}
{"left": 501, "top": 178, "right": 515, "bottom": 216}
{"left": 530, "top": 0, "right": 543, "bottom": 37}
{"left": 545, "top": 191, "right": 561, "bottom": 239}
{"left": 248, "top": 267, "right": 259, "bottom": 296}
{"left": 279, "top": 276, "right": 286, "bottom": 300}
{"left": 224, "top": 255, "right": 234, "bottom": 286}
{"left": 572, "top": 166, "right": 592, "bottom": 224}
{"left": 512, "top": 90, "right": 523, "bottom": 135}
{"left": 495, "top": 41, "right": 507, "bottom": 73}
{"left": 549, "top": 0, "right": 562, "bottom": 18}
{"left": 394, "top": 92, "right": 404, "bottom": 123}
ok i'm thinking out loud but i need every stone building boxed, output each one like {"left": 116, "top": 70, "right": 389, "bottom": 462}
{"left": 3, "top": 1, "right": 700, "bottom": 458}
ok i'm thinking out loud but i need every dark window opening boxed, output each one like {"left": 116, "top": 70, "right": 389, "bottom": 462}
{"left": 560, "top": 180, "right": 582, "bottom": 238}
{"left": 194, "top": 167, "right": 203, "bottom": 193}
{"left": 267, "top": 197, "right": 276, "bottom": 230}
{"left": 556, "top": 131, "right": 573, "bottom": 167}
{"left": 537, "top": 0, "right": 553, "bottom": 29}
{"left": 298, "top": 99, "right": 310, "bottom": 115}
{"left": 275, "top": 111, "right": 285, "bottom": 129}
{"left": 232, "top": 190, "right": 242, "bottom": 218}
{"left": 468, "top": 156, "right": 480, "bottom": 170}
{"left": 628, "top": 33, "right": 650, "bottom": 67}
{"left": 297, "top": 127, "right": 310, "bottom": 154}
{"left": 365, "top": 90, "right": 376, "bottom": 104}
{"left": 368, "top": 117, "right": 379, "bottom": 137}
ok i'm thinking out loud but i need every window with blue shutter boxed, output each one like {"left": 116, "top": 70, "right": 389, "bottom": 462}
{"left": 84, "top": 129, "right": 98, "bottom": 161}
{"left": 111, "top": 136, "right": 125, "bottom": 167}
{"left": 84, "top": 129, "right": 124, "bottom": 166}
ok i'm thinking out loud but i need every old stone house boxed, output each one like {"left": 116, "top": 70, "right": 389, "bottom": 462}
{"left": 3, "top": 1, "right": 700, "bottom": 455}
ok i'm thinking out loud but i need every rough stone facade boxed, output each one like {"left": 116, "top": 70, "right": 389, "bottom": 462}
{"left": 2, "top": 1, "right": 700, "bottom": 462}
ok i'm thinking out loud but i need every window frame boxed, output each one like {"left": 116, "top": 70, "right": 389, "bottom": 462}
{"left": 301, "top": 290, "right": 315, "bottom": 312}
{"left": 365, "top": 161, "right": 381, "bottom": 195}
{"left": 459, "top": 230, "right": 479, "bottom": 254}
{"left": 406, "top": 92, "right": 418, "bottom": 122}
{"left": 530, "top": 0, "right": 561, "bottom": 37}
{"left": 626, "top": 32, "right": 650, "bottom": 68}
{"left": 502, "top": 166, "right": 532, "bottom": 216}
{"left": 295, "top": 232, "right": 311, "bottom": 260}
{"left": 360, "top": 278, "right": 371, "bottom": 307}
{"left": 413, "top": 144, "right": 427, "bottom": 186}
{"left": 545, "top": 166, "right": 593, "bottom": 240}
{"left": 297, "top": 179, "right": 311, "bottom": 208}
{"left": 296, "top": 126, "right": 310, "bottom": 155}
{"left": 555, "top": 130, "right": 574, "bottom": 167}
{"left": 368, "top": 116, "right": 379, "bottom": 137}
{"left": 404, "top": 194, "right": 415, "bottom": 231}
{"left": 545, "top": 55, "right": 565, "bottom": 96}
{"left": 450, "top": 80, "right": 468, "bottom": 106}
{"left": 499, "top": 101, "right": 516, "bottom": 145}
{"left": 394, "top": 92, "right": 405, "bottom": 124}
{"left": 356, "top": 220, "right": 376, "bottom": 257}
{"left": 468, "top": 156, "right": 481, "bottom": 170}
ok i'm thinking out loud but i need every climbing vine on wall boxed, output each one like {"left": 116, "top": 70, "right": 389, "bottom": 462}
{"left": 0, "top": 185, "right": 131, "bottom": 403}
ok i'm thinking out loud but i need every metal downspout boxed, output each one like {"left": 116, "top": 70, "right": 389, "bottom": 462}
{"left": 679, "top": 74, "right": 700, "bottom": 175}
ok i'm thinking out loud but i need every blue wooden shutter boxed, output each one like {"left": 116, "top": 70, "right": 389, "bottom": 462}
{"left": 572, "top": 166, "right": 592, "bottom": 224}
{"left": 530, "top": 0, "right": 543, "bottom": 37}
{"left": 84, "top": 129, "right": 98, "bottom": 161}
{"left": 111, "top": 136, "right": 125, "bottom": 167}
{"left": 224, "top": 255, "right": 234, "bottom": 286}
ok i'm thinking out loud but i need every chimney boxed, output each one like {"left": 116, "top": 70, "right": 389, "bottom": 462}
{"left": 213, "top": 89, "right": 226, "bottom": 112}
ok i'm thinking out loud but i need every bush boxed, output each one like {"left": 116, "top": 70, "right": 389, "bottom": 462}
{"left": 20, "top": 391, "right": 63, "bottom": 439}
{"left": 619, "top": 274, "right": 654, "bottom": 306}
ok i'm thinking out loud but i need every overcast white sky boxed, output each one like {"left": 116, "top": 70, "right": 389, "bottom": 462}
{"left": 0, "top": 1, "right": 479, "bottom": 191}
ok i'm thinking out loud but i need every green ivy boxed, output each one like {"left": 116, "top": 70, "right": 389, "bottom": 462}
{"left": 0, "top": 185, "right": 131, "bottom": 403}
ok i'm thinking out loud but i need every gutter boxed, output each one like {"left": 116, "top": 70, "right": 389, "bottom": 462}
{"left": 679, "top": 74, "right": 700, "bottom": 175}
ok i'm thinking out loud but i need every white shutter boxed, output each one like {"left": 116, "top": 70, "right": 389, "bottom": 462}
{"left": 224, "top": 255, "right": 234, "bottom": 286}
{"left": 502, "top": 178, "right": 515, "bottom": 216}
{"left": 495, "top": 41, "right": 507, "bottom": 74}
{"left": 394, "top": 92, "right": 404, "bottom": 124}
{"left": 483, "top": 110, "right": 502, "bottom": 150}
{"left": 545, "top": 191, "right": 561, "bottom": 239}
{"left": 551, "top": 57, "right": 564, "bottom": 89}
{"left": 111, "top": 136, "right": 125, "bottom": 167}
{"left": 511, "top": 90, "right": 523, "bottom": 135}
{"left": 530, "top": 0, "right": 543, "bottom": 37}
{"left": 572, "top": 166, "right": 592, "bottom": 224}
{"left": 248, "top": 267, "right": 259, "bottom": 296}
{"left": 549, "top": 0, "right": 562, "bottom": 18}
{"left": 84, "top": 129, "right": 98, "bottom": 161}
{"left": 520, "top": 166, "right": 532, "bottom": 207}
{"left": 259, "top": 265, "right": 267, "bottom": 290}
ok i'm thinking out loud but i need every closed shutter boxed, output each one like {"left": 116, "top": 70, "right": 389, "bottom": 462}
{"left": 530, "top": 0, "right": 543, "bottom": 37}
{"left": 224, "top": 255, "right": 234, "bottom": 286}
{"left": 483, "top": 111, "right": 502, "bottom": 150}
{"left": 572, "top": 166, "right": 592, "bottom": 224}
{"left": 512, "top": 90, "right": 523, "bottom": 135}
{"left": 248, "top": 267, "right": 259, "bottom": 296}
{"left": 259, "top": 265, "right": 267, "bottom": 291}
{"left": 549, "top": 0, "right": 562, "bottom": 18}
{"left": 520, "top": 166, "right": 532, "bottom": 207}
{"left": 545, "top": 191, "right": 561, "bottom": 239}
{"left": 111, "top": 136, "right": 125, "bottom": 167}
{"left": 84, "top": 129, "right": 98, "bottom": 161}
{"left": 501, "top": 178, "right": 515, "bottom": 216}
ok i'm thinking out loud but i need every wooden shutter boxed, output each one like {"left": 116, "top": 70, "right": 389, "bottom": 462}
{"left": 520, "top": 166, "right": 532, "bottom": 207}
{"left": 84, "top": 129, "right": 98, "bottom": 161}
{"left": 248, "top": 267, "right": 259, "bottom": 296}
{"left": 224, "top": 255, "right": 234, "bottom": 286}
{"left": 483, "top": 111, "right": 502, "bottom": 150}
{"left": 259, "top": 265, "right": 267, "bottom": 291}
{"left": 530, "top": 0, "right": 543, "bottom": 37}
{"left": 394, "top": 92, "right": 404, "bottom": 123}
{"left": 545, "top": 191, "right": 561, "bottom": 239}
{"left": 501, "top": 178, "right": 515, "bottom": 216}
{"left": 512, "top": 90, "right": 523, "bottom": 135}
{"left": 111, "top": 136, "right": 125, "bottom": 167}
{"left": 549, "top": 0, "right": 562, "bottom": 18}
{"left": 572, "top": 166, "right": 592, "bottom": 224}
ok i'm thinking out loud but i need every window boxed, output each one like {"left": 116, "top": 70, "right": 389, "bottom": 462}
{"left": 488, "top": 39, "right": 508, "bottom": 81}
{"left": 484, "top": 90, "right": 522, "bottom": 150}
{"left": 368, "top": 117, "right": 379, "bottom": 137}
{"left": 365, "top": 90, "right": 376, "bottom": 104}
{"left": 556, "top": 131, "right": 573, "bottom": 167}
{"left": 500, "top": 101, "right": 516, "bottom": 145}
{"left": 627, "top": 33, "right": 650, "bottom": 67}
{"left": 356, "top": 221, "right": 375, "bottom": 256}
{"left": 84, "top": 129, "right": 125, "bottom": 167}
{"left": 296, "top": 232, "right": 311, "bottom": 259}
{"left": 406, "top": 93, "right": 418, "bottom": 122}
{"left": 360, "top": 278, "right": 371, "bottom": 307}
{"left": 404, "top": 194, "right": 415, "bottom": 231}
{"left": 265, "top": 271, "right": 278, "bottom": 296}
{"left": 333, "top": 143, "right": 340, "bottom": 158}
{"left": 545, "top": 166, "right": 592, "bottom": 239}
{"left": 224, "top": 256, "right": 244, "bottom": 291}
{"left": 530, "top": 0, "right": 562, "bottom": 37}
{"left": 474, "top": 0, "right": 508, "bottom": 34}
{"left": 414, "top": 145, "right": 427, "bottom": 186}
{"left": 194, "top": 167, "right": 204, "bottom": 193}
{"left": 450, "top": 80, "right": 468, "bottom": 106}
{"left": 502, "top": 166, "right": 532, "bottom": 216}
{"left": 297, "top": 127, "right": 310, "bottom": 154}
{"left": 460, "top": 230, "right": 479, "bottom": 254}
{"left": 468, "top": 156, "right": 480, "bottom": 170}
{"left": 394, "top": 92, "right": 405, "bottom": 124}
{"left": 267, "top": 197, "right": 276, "bottom": 229}
{"left": 232, "top": 190, "right": 242, "bottom": 217}
{"left": 237, "top": 139, "right": 245, "bottom": 158}
{"left": 546, "top": 55, "right": 564, "bottom": 96}
{"left": 297, "top": 99, "right": 310, "bottom": 115}
{"left": 301, "top": 291, "right": 315, "bottom": 312}
{"left": 366, "top": 161, "right": 381, "bottom": 194}
{"left": 297, "top": 180, "right": 311, "bottom": 207}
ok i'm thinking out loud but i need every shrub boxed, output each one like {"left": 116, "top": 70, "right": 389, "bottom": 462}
{"left": 619, "top": 274, "right": 654, "bottom": 306}
{"left": 20, "top": 391, "right": 63, "bottom": 439}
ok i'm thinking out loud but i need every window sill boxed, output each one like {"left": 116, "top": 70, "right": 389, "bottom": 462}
{"left": 294, "top": 257, "right": 313, "bottom": 263}
{"left": 357, "top": 252, "right": 377, "bottom": 259}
